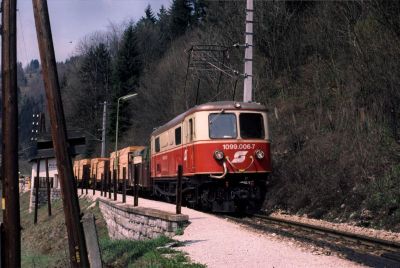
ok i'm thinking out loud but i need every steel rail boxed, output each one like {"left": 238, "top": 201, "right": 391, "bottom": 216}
{"left": 221, "top": 213, "right": 400, "bottom": 266}
{"left": 254, "top": 214, "right": 400, "bottom": 252}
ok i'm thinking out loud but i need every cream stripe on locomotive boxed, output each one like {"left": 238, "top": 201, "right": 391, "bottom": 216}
{"left": 151, "top": 110, "right": 269, "bottom": 156}
{"left": 151, "top": 139, "right": 270, "bottom": 157}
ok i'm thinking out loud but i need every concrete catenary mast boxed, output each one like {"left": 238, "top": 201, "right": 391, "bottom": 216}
{"left": 243, "top": 0, "right": 254, "bottom": 103}
{"left": 101, "top": 101, "right": 107, "bottom": 157}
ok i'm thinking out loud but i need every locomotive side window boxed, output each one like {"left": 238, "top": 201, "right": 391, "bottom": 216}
{"left": 209, "top": 113, "right": 237, "bottom": 139}
{"left": 155, "top": 137, "right": 160, "bottom": 153}
{"left": 239, "top": 113, "right": 265, "bottom": 139}
{"left": 175, "top": 127, "right": 182, "bottom": 145}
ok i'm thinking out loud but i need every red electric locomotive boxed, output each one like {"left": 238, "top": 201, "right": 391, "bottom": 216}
{"left": 150, "top": 101, "right": 271, "bottom": 212}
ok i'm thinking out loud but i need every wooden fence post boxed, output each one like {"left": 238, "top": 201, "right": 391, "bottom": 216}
{"left": 100, "top": 174, "right": 104, "bottom": 197}
{"left": 122, "top": 168, "right": 126, "bottom": 203}
{"left": 134, "top": 165, "right": 139, "bottom": 207}
{"left": 108, "top": 170, "right": 111, "bottom": 199}
{"left": 85, "top": 169, "right": 88, "bottom": 195}
{"left": 113, "top": 170, "right": 117, "bottom": 201}
{"left": 82, "top": 214, "right": 102, "bottom": 268}
{"left": 176, "top": 165, "right": 183, "bottom": 215}
{"left": 93, "top": 176, "right": 96, "bottom": 196}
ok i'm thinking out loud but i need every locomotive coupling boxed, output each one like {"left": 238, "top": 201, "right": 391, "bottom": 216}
{"left": 210, "top": 161, "right": 228, "bottom": 179}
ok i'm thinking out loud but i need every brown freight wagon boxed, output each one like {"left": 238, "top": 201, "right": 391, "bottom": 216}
{"left": 110, "top": 146, "right": 145, "bottom": 189}
{"left": 90, "top": 158, "right": 109, "bottom": 189}
{"left": 131, "top": 148, "right": 152, "bottom": 190}
{"left": 77, "top": 159, "right": 91, "bottom": 188}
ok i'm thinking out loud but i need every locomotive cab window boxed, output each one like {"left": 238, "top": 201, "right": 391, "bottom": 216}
{"left": 175, "top": 127, "right": 182, "bottom": 145}
{"left": 155, "top": 137, "right": 160, "bottom": 153}
{"left": 239, "top": 113, "right": 265, "bottom": 139}
{"left": 209, "top": 113, "right": 237, "bottom": 139}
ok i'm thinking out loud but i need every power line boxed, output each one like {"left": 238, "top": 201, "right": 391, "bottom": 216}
{"left": 17, "top": 7, "right": 29, "bottom": 65}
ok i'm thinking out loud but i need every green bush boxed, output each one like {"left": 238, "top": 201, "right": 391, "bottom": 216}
{"left": 366, "top": 165, "right": 400, "bottom": 227}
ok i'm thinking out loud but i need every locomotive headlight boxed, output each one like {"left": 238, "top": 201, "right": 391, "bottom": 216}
{"left": 214, "top": 150, "right": 224, "bottom": 161}
{"left": 255, "top": 149, "right": 265, "bottom": 159}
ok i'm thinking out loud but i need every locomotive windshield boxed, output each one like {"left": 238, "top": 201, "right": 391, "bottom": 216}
{"left": 239, "top": 113, "right": 265, "bottom": 139}
{"left": 209, "top": 113, "right": 237, "bottom": 139}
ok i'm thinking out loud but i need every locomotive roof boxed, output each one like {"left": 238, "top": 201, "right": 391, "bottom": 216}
{"left": 152, "top": 101, "right": 267, "bottom": 137}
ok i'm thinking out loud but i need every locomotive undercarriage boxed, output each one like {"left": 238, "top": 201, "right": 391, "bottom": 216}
{"left": 153, "top": 174, "right": 267, "bottom": 213}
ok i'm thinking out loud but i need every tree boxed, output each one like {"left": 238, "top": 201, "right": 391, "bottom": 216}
{"left": 192, "top": 0, "right": 207, "bottom": 25}
{"left": 169, "top": 0, "right": 193, "bottom": 38}
{"left": 25, "top": 59, "right": 40, "bottom": 73}
{"left": 156, "top": 5, "right": 171, "bottom": 50}
{"left": 144, "top": 4, "right": 157, "bottom": 23}
{"left": 62, "top": 43, "right": 112, "bottom": 155}
{"left": 157, "top": 5, "right": 168, "bottom": 21}
{"left": 109, "top": 25, "right": 142, "bottom": 140}
{"left": 17, "top": 62, "right": 27, "bottom": 87}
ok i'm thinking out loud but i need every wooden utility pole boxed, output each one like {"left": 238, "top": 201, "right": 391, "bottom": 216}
{"left": 32, "top": 0, "right": 89, "bottom": 266}
{"left": 45, "top": 158, "right": 52, "bottom": 216}
{"left": 1, "top": 0, "right": 21, "bottom": 266}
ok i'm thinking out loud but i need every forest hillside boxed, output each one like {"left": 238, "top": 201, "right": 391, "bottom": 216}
{"left": 15, "top": 1, "right": 400, "bottom": 231}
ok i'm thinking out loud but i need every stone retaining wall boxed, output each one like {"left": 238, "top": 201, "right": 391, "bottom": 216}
{"left": 99, "top": 199, "right": 189, "bottom": 240}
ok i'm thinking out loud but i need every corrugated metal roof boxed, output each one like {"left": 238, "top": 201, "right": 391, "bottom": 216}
{"left": 26, "top": 130, "right": 87, "bottom": 161}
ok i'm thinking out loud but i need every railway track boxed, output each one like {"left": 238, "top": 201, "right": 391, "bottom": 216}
{"left": 223, "top": 213, "right": 400, "bottom": 267}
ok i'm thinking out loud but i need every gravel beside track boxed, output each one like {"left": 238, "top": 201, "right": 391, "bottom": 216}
{"left": 270, "top": 211, "right": 400, "bottom": 243}
{"left": 81, "top": 191, "right": 363, "bottom": 268}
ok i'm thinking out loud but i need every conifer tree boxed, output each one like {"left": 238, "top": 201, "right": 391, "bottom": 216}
{"left": 169, "top": 0, "right": 193, "bottom": 38}
{"left": 192, "top": 0, "right": 207, "bottom": 24}
{"left": 144, "top": 4, "right": 157, "bottom": 23}
{"left": 157, "top": 5, "right": 168, "bottom": 21}
{"left": 109, "top": 25, "right": 142, "bottom": 139}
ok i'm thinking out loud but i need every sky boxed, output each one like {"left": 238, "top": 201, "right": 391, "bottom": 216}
{"left": 16, "top": 0, "right": 171, "bottom": 66}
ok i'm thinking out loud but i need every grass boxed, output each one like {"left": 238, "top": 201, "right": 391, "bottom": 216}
{"left": 4, "top": 192, "right": 204, "bottom": 267}
{"left": 175, "top": 227, "right": 185, "bottom": 236}
{"left": 101, "top": 236, "right": 203, "bottom": 268}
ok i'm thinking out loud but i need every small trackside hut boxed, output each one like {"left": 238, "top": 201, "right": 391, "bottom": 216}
{"left": 27, "top": 130, "right": 87, "bottom": 211}
{"left": 150, "top": 101, "right": 271, "bottom": 212}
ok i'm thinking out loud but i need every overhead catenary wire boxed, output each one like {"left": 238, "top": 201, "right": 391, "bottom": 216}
{"left": 17, "top": 7, "right": 29, "bottom": 66}
{"left": 182, "top": 44, "right": 244, "bottom": 106}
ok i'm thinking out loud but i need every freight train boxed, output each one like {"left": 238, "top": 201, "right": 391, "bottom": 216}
{"left": 74, "top": 101, "right": 271, "bottom": 212}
